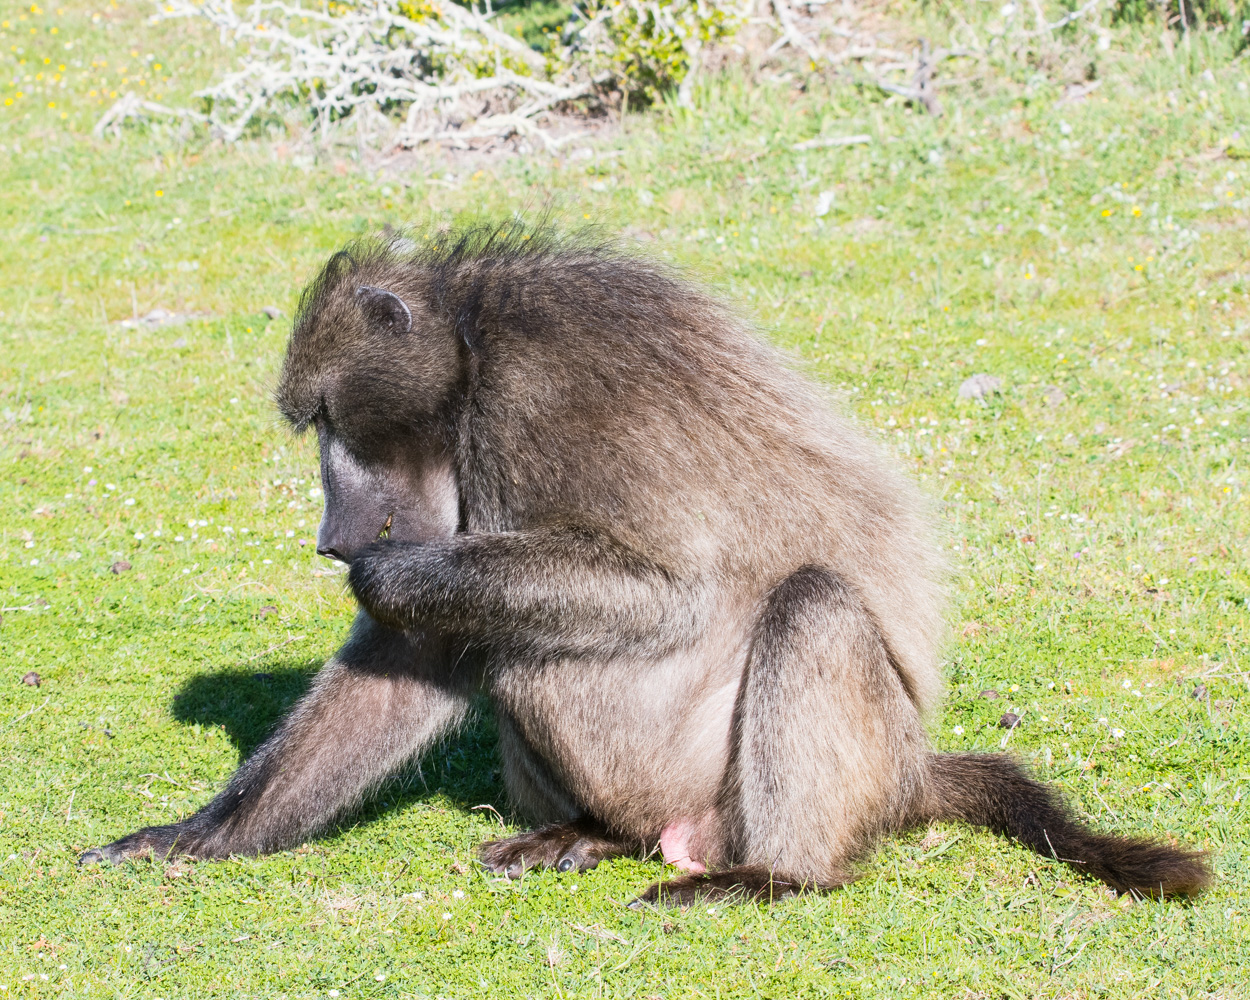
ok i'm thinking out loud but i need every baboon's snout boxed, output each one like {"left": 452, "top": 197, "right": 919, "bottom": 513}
{"left": 315, "top": 508, "right": 390, "bottom": 564}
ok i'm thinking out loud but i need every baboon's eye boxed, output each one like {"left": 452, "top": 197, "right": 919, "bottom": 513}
{"left": 378, "top": 513, "right": 393, "bottom": 540}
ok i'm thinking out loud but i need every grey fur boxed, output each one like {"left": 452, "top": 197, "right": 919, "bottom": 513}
{"left": 81, "top": 223, "right": 1208, "bottom": 902}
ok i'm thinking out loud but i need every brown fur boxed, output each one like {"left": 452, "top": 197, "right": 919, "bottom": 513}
{"left": 81, "top": 222, "right": 1210, "bottom": 902}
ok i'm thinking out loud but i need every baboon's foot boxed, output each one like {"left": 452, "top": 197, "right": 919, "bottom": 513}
{"left": 631, "top": 865, "right": 834, "bottom": 907}
{"left": 79, "top": 823, "right": 203, "bottom": 866}
{"left": 479, "top": 820, "right": 632, "bottom": 879}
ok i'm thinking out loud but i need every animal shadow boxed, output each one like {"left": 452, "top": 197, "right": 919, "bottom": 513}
{"left": 171, "top": 661, "right": 504, "bottom": 821}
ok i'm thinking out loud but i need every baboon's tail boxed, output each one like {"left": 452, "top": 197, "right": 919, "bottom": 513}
{"left": 919, "top": 753, "right": 1211, "bottom": 897}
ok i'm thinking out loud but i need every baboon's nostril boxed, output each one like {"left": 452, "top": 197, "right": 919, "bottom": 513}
{"left": 317, "top": 545, "right": 348, "bottom": 563}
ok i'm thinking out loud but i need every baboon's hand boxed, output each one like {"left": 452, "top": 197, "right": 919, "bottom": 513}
{"left": 78, "top": 824, "right": 192, "bottom": 866}
{"left": 346, "top": 539, "right": 422, "bottom": 631}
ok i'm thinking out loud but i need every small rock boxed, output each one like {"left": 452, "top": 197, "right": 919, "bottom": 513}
{"left": 256, "top": 605, "right": 279, "bottom": 618}
{"left": 33, "top": 597, "right": 48, "bottom": 607}
{"left": 172, "top": 337, "right": 188, "bottom": 348}
{"left": 958, "top": 373, "right": 1002, "bottom": 400}
{"left": 22, "top": 671, "right": 41, "bottom": 687}
{"left": 110, "top": 560, "right": 132, "bottom": 574}
{"left": 261, "top": 305, "right": 284, "bottom": 320}
{"left": 998, "top": 712, "right": 1021, "bottom": 729}
{"left": 1041, "top": 385, "right": 1066, "bottom": 407}
{"left": 1192, "top": 685, "right": 1208, "bottom": 700}
{"left": 1094, "top": 422, "right": 1107, "bottom": 434}
{"left": 117, "top": 308, "right": 206, "bottom": 330}
{"left": 979, "top": 689, "right": 999, "bottom": 700}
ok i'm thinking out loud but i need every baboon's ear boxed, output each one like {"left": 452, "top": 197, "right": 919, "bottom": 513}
{"left": 356, "top": 285, "right": 412, "bottom": 335}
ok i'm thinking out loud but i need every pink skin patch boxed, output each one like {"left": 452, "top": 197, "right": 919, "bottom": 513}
{"left": 660, "top": 819, "right": 707, "bottom": 874}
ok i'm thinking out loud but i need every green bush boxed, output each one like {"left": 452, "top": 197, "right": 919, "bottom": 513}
{"left": 573, "top": 0, "right": 746, "bottom": 104}
{"left": 1111, "top": 0, "right": 1250, "bottom": 34}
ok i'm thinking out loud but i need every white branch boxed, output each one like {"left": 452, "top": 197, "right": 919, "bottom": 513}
{"left": 102, "top": 0, "right": 1115, "bottom": 150}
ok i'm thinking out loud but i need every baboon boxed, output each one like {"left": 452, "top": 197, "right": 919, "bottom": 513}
{"left": 81, "top": 224, "right": 1210, "bottom": 903}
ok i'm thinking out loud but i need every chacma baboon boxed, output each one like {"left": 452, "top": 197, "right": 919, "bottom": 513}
{"left": 82, "top": 224, "right": 1210, "bottom": 904}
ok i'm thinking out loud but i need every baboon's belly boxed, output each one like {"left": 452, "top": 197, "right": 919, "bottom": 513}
{"left": 492, "top": 638, "right": 744, "bottom": 838}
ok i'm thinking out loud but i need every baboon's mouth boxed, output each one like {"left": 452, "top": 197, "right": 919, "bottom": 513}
{"left": 377, "top": 513, "right": 393, "bottom": 540}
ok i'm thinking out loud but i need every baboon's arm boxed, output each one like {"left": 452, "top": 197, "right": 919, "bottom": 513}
{"left": 80, "top": 615, "right": 471, "bottom": 863}
{"left": 348, "top": 528, "right": 707, "bottom": 659}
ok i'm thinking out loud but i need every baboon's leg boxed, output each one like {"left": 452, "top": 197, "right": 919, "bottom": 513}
{"left": 638, "top": 566, "right": 928, "bottom": 905}
{"left": 80, "top": 616, "right": 473, "bottom": 864}
{"left": 494, "top": 709, "right": 583, "bottom": 826}
{"left": 478, "top": 714, "right": 636, "bottom": 877}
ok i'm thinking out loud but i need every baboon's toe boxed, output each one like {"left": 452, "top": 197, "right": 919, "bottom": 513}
{"left": 478, "top": 820, "right": 630, "bottom": 877}
{"left": 478, "top": 829, "right": 579, "bottom": 877}
{"left": 78, "top": 838, "right": 145, "bottom": 866}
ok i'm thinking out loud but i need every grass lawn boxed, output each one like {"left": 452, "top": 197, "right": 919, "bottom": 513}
{"left": 1, "top": 5, "right": 1248, "bottom": 998}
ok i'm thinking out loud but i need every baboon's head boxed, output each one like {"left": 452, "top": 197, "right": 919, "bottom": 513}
{"left": 276, "top": 242, "right": 463, "bottom": 564}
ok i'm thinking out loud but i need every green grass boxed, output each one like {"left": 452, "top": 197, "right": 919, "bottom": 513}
{"left": 2, "top": 4, "right": 1249, "bottom": 998}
